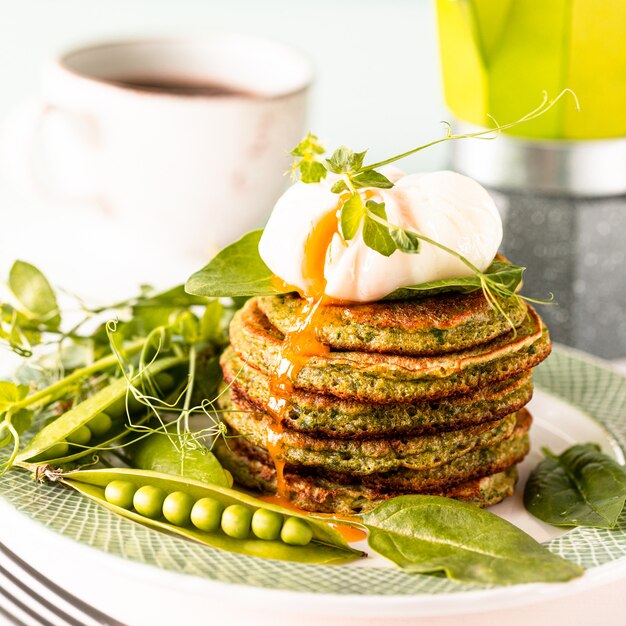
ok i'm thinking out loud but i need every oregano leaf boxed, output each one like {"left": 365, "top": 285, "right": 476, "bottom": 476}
{"left": 299, "top": 160, "right": 328, "bottom": 183}
{"left": 330, "top": 180, "right": 348, "bottom": 194}
{"left": 352, "top": 170, "right": 394, "bottom": 189}
{"left": 290, "top": 132, "right": 325, "bottom": 157}
{"left": 389, "top": 227, "right": 421, "bottom": 254}
{"left": 340, "top": 193, "right": 366, "bottom": 240}
{"left": 326, "top": 146, "right": 354, "bottom": 174}
{"left": 363, "top": 201, "right": 397, "bottom": 257}
{"left": 350, "top": 150, "right": 367, "bottom": 171}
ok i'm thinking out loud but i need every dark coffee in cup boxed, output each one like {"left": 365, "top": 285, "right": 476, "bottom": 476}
{"left": 108, "top": 76, "right": 256, "bottom": 97}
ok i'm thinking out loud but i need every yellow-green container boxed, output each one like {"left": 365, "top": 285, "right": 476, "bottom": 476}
{"left": 436, "top": 0, "right": 626, "bottom": 139}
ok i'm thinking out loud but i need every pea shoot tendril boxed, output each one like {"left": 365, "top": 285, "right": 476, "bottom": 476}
{"left": 289, "top": 90, "right": 576, "bottom": 325}
{"left": 0, "top": 263, "right": 244, "bottom": 475}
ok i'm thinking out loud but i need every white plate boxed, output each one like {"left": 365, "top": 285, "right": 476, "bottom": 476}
{"left": 2, "top": 346, "right": 626, "bottom": 624}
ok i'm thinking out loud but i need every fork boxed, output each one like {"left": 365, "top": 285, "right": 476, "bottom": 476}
{"left": 0, "top": 542, "right": 127, "bottom": 626}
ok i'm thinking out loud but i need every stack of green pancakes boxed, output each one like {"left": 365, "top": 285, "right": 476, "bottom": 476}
{"left": 214, "top": 290, "right": 551, "bottom": 514}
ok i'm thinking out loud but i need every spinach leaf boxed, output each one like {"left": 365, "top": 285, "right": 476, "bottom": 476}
{"left": 358, "top": 495, "right": 583, "bottom": 585}
{"left": 524, "top": 444, "right": 626, "bottom": 529}
{"left": 9, "top": 261, "right": 61, "bottom": 329}
{"left": 384, "top": 259, "right": 524, "bottom": 300}
{"left": 185, "top": 230, "right": 290, "bottom": 298}
{"left": 185, "top": 229, "right": 524, "bottom": 301}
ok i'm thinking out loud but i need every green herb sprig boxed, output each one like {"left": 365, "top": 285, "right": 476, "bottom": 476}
{"left": 351, "top": 494, "right": 583, "bottom": 584}
{"left": 288, "top": 90, "right": 578, "bottom": 319}
{"left": 0, "top": 261, "right": 237, "bottom": 475}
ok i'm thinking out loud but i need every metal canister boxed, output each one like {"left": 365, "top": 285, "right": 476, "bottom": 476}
{"left": 451, "top": 135, "right": 626, "bottom": 358}
{"left": 436, "top": 0, "right": 626, "bottom": 357}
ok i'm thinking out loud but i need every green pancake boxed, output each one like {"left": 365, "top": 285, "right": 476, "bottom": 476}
{"left": 258, "top": 290, "right": 528, "bottom": 355}
{"left": 228, "top": 298, "right": 551, "bottom": 403}
{"left": 283, "top": 467, "right": 520, "bottom": 514}
{"left": 213, "top": 413, "right": 529, "bottom": 515}
{"left": 218, "top": 387, "right": 519, "bottom": 474}
{"left": 220, "top": 352, "right": 533, "bottom": 437}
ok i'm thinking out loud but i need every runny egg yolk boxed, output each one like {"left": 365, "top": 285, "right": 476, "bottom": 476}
{"left": 266, "top": 207, "right": 339, "bottom": 499}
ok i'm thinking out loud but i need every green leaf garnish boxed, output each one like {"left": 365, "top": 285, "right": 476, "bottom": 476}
{"left": 363, "top": 200, "right": 421, "bottom": 255}
{"left": 325, "top": 146, "right": 363, "bottom": 174}
{"left": 0, "top": 382, "right": 29, "bottom": 412}
{"left": 340, "top": 193, "right": 365, "bottom": 240}
{"left": 9, "top": 260, "right": 61, "bottom": 330}
{"left": 352, "top": 170, "right": 394, "bottom": 189}
{"left": 290, "top": 132, "right": 325, "bottom": 158}
{"left": 330, "top": 180, "right": 348, "bottom": 194}
{"left": 186, "top": 230, "right": 289, "bottom": 298}
{"left": 185, "top": 229, "right": 525, "bottom": 303}
{"left": 384, "top": 259, "right": 524, "bottom": 299}
{"left": 289, "top": 89, "right": 577, "bottom": 261}
{"left": 357, "top": 495, "right": 583, "bottom": 585}
{"left": 388, "top": 226, "right": 420, "bottom": 254}
{"left": 524, "top": 443, "right": 626, "bottom": 529}
{"left": 290, "top": 132, "right": 327, "bottom": 183}
{"left": 299, "top": 160, "right": 328, "bottom": 184}
{"left": 362, "top": 200, "right": 397, "bottom": 257}
{"left": 1, "top": 261, "right": 62, "bottom": 356}
{"left": 190, "top": 92, "right": 575, "bottom": 312}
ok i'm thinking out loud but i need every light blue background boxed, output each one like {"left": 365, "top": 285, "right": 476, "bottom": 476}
{"left": 0, "top": 0, "right": 451, "bottom": 300}
{"left": 0, "top": 0, "right": 448, "bottom": 170}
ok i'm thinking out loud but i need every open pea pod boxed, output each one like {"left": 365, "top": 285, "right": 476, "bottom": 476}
{"left": 15, "top": 356, "right": 185, "bottom": 468}
{"left": 51, "top": 467, "right": 364, "bottom": 564}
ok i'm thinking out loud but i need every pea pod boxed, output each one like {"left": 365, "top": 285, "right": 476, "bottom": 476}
{"left": 50, "top": 467, "right": 364, "bottom": 564}
{"left": 15, "top": 356, "right": 184, "bottom": 467}
{"left": 129, "top": 429, "right": 231, "bottom": 488}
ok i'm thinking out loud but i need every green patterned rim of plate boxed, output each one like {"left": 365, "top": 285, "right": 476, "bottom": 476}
{"left": 1, "top": 345, "right": 626, "bottom": 595}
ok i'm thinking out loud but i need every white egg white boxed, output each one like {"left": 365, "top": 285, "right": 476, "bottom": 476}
{"left": 258, "top": 169, "right": 503, "bottom": 302}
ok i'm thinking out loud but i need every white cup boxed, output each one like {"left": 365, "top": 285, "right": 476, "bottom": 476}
{"left": 2, "top": 36, "right": 312, "bottom": 261}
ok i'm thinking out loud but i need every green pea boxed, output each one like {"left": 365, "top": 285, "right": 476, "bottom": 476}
{"left": 224, "top": 470, "right": 234, "bottom": 488}
{"left": 191, "top": 498, "right": 224, "bottom": 532}
{"left": 127, "top": 395, "right": 144, "bottom": 414}
{"left": 162, "top": 491, "right": 195, "bottom": 527}
{"left": 66, "top": 425, "right": 92, "bottom": 446}
{"left": 221, "top": 505, "right": 253, "bottom": 539}
{"left": 133, "top": 485, "right": 167, "bottom": 519}
{"left": 154, "top": 372, "right": 175, "bottom": 393}
{"left": 107, "top": 395, "right": 143, "bottom": 420}
{"left": 251, "top": 509, "right": 284, "bottom": 541}
{"left": 89, "top": 412, "right": 112, "bottom": 437}
{"left": 281, "top": 517, "right": 313, "bottom": 546}
{"left": 34, "top": 441, "right": 69, "bottom": 461}
{"left": 106, "top": 398, "right": 126, "bottom": 420}
{"left": 105, "top": 480, "right": 137, "bottom": 509}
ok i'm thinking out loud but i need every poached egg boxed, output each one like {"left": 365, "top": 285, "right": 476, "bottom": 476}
{"left": 258, "top": 169, "right": 502, "bottom": 302}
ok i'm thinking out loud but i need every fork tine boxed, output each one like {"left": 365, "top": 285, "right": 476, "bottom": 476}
{"left": 0, "top": 586, "right": 56, "bottom": 626}
{"left": 0, "top": 543, "right": 127, "bottom": 626}
{"left": 0, "top": 564, "right": 84, "bottom": 626}
{"left": 0, "top": 602, "right": 30, "bottom": 626}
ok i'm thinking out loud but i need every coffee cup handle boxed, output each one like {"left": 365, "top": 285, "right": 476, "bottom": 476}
{"left": 1, "top": 98, "right": 99, "bottom": 203}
